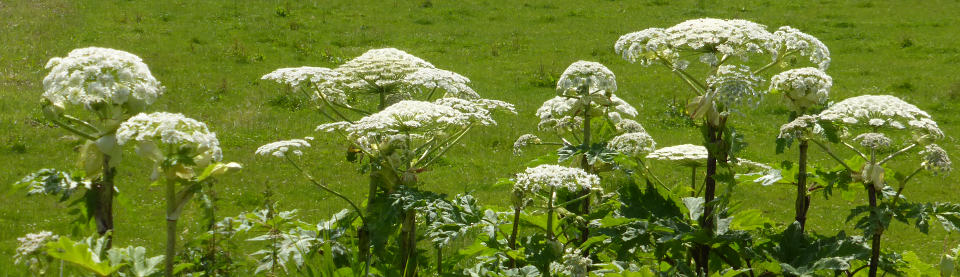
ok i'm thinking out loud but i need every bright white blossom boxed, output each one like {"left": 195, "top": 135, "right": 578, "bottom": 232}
{"left": 261, "top": 67, "right": 348, "bottom": 105}
{"left": 256, "top": 139, "right": 312, "bottom": 158}
{"left": 402, "top": 68, "right": 479, "bottom": 99}
{"left": 117, "top": 112, "right": 222, "bottom": 163}
{"left": 332, "top": 48, "right": 434, "bottom": 92}
{"left": 557, "top": 61, "right": 617, "bottom": 96}
{"left": 616, "top": 119, "right": 647, "bottom": 134}
{"left": 920, "top": 144, "right": 951, "bottom": 174}
{"left": 535, "top": 95, "right": 638, "bottom": 133}
{"left": 550, "top": 248, "right": 592, "bottom": 277}
{"left": 608, "top": 132, "right": 657, "bottom": 158}
{"left": 769, "top": 67, "right": 832, "bottom": 112}
{"left": 513, "top": 134, "right": 542, "bottom": 155}
{"left": 818, "top": 95, "right": 943, "bottom": 139}
{"left": 707, "top": 64, "right": 764, "bottom": 108}
{"left": 43, "top": 47, "right": 163, "bottom": 112}
{"left": 646, "top": 144, "right": 708, "bottom": 167}
{"left": 261, "top": 66, "right": 339, "bottom": 88}
{"left": 778, "top": 115, "right": 823, "bottom": 141}
{"left": 854, "top": 133, "right": 892, "bottom": 150}
{"left": 317, "top": 99, "right": 511, "bottom": 155}
{"left": 774, "top": 26, "right": 831, "bottom": 70}
{"left": 616, "top": 18, "right": 776, "bottom": 66}
{"left": 14, "top": 231, "right": 58, "bottom": 265}
{"left": 514, "top": 165, "right": 600, "bottom": 193}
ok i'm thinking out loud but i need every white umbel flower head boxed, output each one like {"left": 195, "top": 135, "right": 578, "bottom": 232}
{"left": 550, "top": 248, "right": 592, "bottom": 277}
{"left": 818, "top": 95, "right": 943, "bottom": 139}
{"left": 608, "top": 132, "right": 657, "bottom": 158}
{"left": 117, "top": 112, "right": 222, "bottom": 163}
{"left": 513, "top": 134, "right": 542, "bottom": 155}
{"left": 261, "top": 66, "right": 348, "bottom": 105}
{"left": 256, "top": 138, "right": 312, "bottom": 158}
{"left": 707, "top": 65, "right": 765, "bottom": 108}
{"left": 43, "top": 47, "right": 163, "bottom": 113}
{"left": 14, "top": 231, "right": 59, "bottom": 265}
{"left": 514, "top": 164, "right": 600, "bottom": 193}
{"left": 920, "top": 144, "right": 951, "bottom": 174}
{"left": 770, "top": 67, "right": 832, "bottom": 112}
{"left": 617, "top": 18, "right": 776, "bottom": 66}
{"left": 261, "top": 66, "right": 339, "bottom": 88}
{"left": 615, "top": 119, "right": 647, "bottom": 134}
{"left": 854, "top": 133, "right": 892, "bottom": 150}
{"left": 402, "top": 68, "right": 479, "bottom": 99}
{"left": 774, "top": 26, "right": 831, "bottom": 70}
{"left": 646, "top": 144, "right": 708, "bottom": 167}
{"left": 615, "top": 28, "right": 674, "bottom": 66}
{"left": 556, "top": 61, "right": 617, "bottom": 97}
{"left": 332, "top": 48, "right": 435, "bottom": 92}
{"left": 778, "top": 115, "right": 823, "bottom": 141}
{"left": 535, "top": 95, "right": 638, "bottom": 133}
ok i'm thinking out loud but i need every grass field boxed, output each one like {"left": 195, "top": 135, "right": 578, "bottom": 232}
{"left": 2, "top": 0, "right": 960, "bottom": 273}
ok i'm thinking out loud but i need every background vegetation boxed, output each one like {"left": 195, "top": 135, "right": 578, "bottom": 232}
{"left": 2, "top": 0, "right": 959, "bottom": 273}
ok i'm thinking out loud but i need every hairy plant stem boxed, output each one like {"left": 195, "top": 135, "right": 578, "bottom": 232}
{"left": 508, "top": 206, "right": 522, "bottom": 267}
{"left": 867, "top": 184, "right": 881, "bottom": 277}
{"left": 436, "top": 245, "right": 443, "bottom": 275}
{"left": 94, "top": 154, "right": 116, "bottom": 248}
{"left": 547, "top": 187, "right": 557, "bottom": 240}
{"left": 165, "top": 178, "right": 177, "bottom": 277}
{"left": 796, "top": 140, "right": 810, "bottom": 232}
{"left": 690, "top": 167, "right": 697, "bottom": 197}
{"left": 400, "top": 209, "right": 418, "bottom": 277}
{"left": 577, "top": 85, "right": 592, "bottom": 245}
{"left": 695, "top": 116, "right": 726, "bottom": 275}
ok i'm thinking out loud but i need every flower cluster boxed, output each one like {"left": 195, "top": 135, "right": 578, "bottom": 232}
{"left": 513, "top": 134, "right": 542, "bottom": 155}
{"left": 556, "top": 61, "right": 618, "bottom": 97}
{"left": 256, "top": 138, "right": 313, "bottom": 158}
{"left": 616, "top": 119, "right": 647, "bottom": 133}
{"left": 854, "top": 133, "right": 892, "bottom": 150}
{"left": 261, "top": 66, "right": 349, "bottom": 105}
{"left": 774, "top": 26, "right": 831, "bottom": 70}
{"left": 818, "top": 95, "right": 943, "bottom": 139}
{"left": 550, "top": 248, "right": 592, "bottom": 277}
{"left": 317, "top": 99, "right": 512, "bottom": 155}
{"left": 331, "top": 48, "right": 435, "bottom": 92}
{"left": 707, "top": 65, "right": 764, "bottom": 108}
{"left": 920, "top": 144, "right": 951, "bottom": 174}
{"left": 535, "top": 95, "right": 638, "bottom": 132}
{"left": 616, "top": 18, "right": 776, "bottom": 67}
{"left": 646, "top": 144, "right": 708, "bottom": 167}
{"left": 14, "top": 231, "right": 58, "bottom": 265}
{"left": 608, "top": 132, "right": 657, "bottom": 158}
{"left": 778, "top": 115, "right": 823, "bottom": 141}
{"left": 514, "top": 164, "right": 600, "bottom": 193}
{"left": 402, "top": 68, "right": 479, "bottom": 99}
{"left": 117, "top": 112, "right": 222, "bottom": 163}
{"left": 43, "top": 47, "right": 163, "bottom": 112}
{"left": 769, "top": 67, "right": 832, "bottom": 112}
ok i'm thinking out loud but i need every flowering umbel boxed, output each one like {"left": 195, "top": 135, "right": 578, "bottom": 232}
{"left": 43, "top": 47, "right": 163, "bottom": 114}
{"left": 769, "top": 67, "right": 832, "bottom": 112}
{"left": 117, "top": 112, "right": 222, "bottom": 179}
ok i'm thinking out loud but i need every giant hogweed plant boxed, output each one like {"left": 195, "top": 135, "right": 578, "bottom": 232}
{"left": 768, "top": 67, "right": 833, "bottom": 233}
{"left": 615, "top": 18, "right": 830, "bottom": 274}
{"left": 115, "top": 112, "right": 241, "bottom": 277}
{"left": 513, "top": 61, "right": 658, "bottom": 245}
{"left": 15, "top": 47, "right": 165, "bottom": 243}
{"left": 260, "top": 47, "right": 514, "bottom": 276}
{"left": 781, "top": 94, "right": 956, "bottom": 277}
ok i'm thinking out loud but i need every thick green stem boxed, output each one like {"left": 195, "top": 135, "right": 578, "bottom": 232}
{"left": 165, "top": 179, "right": 177, "bottom": 277}
{"left": 436, "top": 245, "right": 443, "bottom": 275}
{"left": 796, "top": 140, "right": 809, "bottom": 232}
{"left": 400, "top": 209, "right": 418, "bottom": 277}
{"left": 695, "top": 117, "right": 725, "bottom": 275}
{"left": 867, "top": 185, "right": 881, "bottom": 277}
{"left": 508, "top": 206, "right": 521, "bottom": 267}
{"left": 577, "top": 86, "right": 593, "bottom": 244}
{"left": 691, "top": 167, "right": 697, "bottom": 197}
{"left": 546, "top": 187, "right": 556, "bottom": 240}
{"left": 94, "top": 154, "right": 115, "bottom": 248}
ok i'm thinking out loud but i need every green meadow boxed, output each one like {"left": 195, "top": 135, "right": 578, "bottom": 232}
{"left": 2, "top": 0, "right": 959, "bottom": 273}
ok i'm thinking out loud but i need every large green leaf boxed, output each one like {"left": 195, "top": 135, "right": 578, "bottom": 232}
{"left": 45, "top": 237, "right": 122, "bottom": 276}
